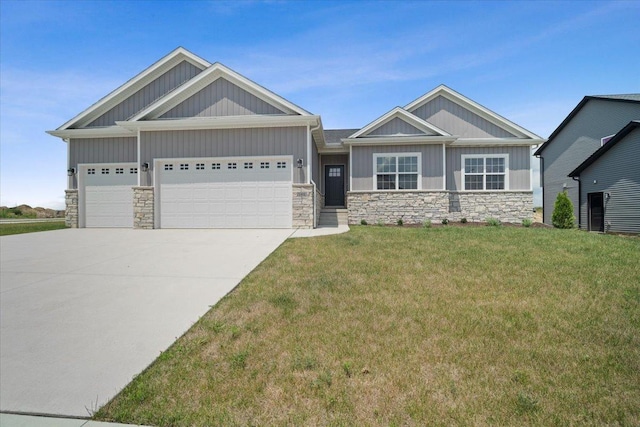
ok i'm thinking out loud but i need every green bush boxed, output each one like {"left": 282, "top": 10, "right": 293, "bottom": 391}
{"left": 460, "top": 217, "right": 468, "bottom": 224}
{"left": 486, "top": 217, "right": 501, "bottom": 226}
{"left": 441, "top": 218, "right": 449, "bottom": 225}
{"left": 552, "top": 191, "right": 575, "bottom": 229}
{"left": 397, "top": 218, "right": 404, "bottom": 226}
{"left": 360, "top": 219, "right": 368, "bottom": 225}
{"left": 522, "top": 218, "right": 533, "bottom": 228}
{"left": 423, "top": 219, "right": 432, "bottom": 228}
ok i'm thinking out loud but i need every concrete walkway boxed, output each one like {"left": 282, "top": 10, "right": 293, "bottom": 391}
{"left": 0, "top": 413, "right": 150, "bottom": 426}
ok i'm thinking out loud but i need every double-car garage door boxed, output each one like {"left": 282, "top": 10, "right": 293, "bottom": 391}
{"left": 78, "top": 157, "right": 293, "bottom": 229}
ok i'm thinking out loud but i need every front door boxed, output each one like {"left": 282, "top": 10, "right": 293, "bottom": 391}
{"left": 325, "top": 165, "right": 345, "bottom": 206}
{"left": 588, "top": 192, "right": 604, "bottom": 232}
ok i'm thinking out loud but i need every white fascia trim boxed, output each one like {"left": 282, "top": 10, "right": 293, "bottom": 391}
{"left": 116, "top": 115, "right": 320, "bottom": 132}
{"left": 130, "top": 63, "right": 311, "bottom": 121}
{"left": 318, "top": 145, "right": 350, "bottom": 154}
{"left": 343, "top": 136, "right": 457, "bottom": 146}
{"left": 47, "top": 126, "right": 136, "bottom": 139}
{"left": 349, "top": 107, "right": 450, "bottom": 138}
{"left": 58, "top": 48, "right": 210, "bottom": 130}
{"left": 450, "top": 138, "right": 544, "bottom": 147}
{"left": 404, "top": 85, "right": 544, "bottom": 140}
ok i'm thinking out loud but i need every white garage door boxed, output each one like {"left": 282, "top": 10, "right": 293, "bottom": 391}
{"left": 158, "top": 157, "right": 292, "bottom": 229}
{"left": 80, "top": 163, "right": 138, "bottom": 228}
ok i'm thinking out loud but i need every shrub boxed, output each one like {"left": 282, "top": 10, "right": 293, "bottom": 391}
{"left": 360, "top": 219, "right": 368, "bottom": 225}
{"left": 460, "top": 217, "right": 468, "bottom": 224}
{"left": 377, "top": 220, "right": 384, "bottom": 227}
{"left": 441, "top": 218, "right": 449, "bottom": 225}
{"left": 397, "top": 218, "right": 403, "bottom": 226}
{"left": 486, "top": 217, "right": 501, "bottom": 226}
{"left": 522, "top": 218, "right": 533, "bottom": 228}
{"left": 552, "top": 191, "right": 575, "bottom": 229}
{"left": 423, "top": 219, "right": 432, "bottom": 228}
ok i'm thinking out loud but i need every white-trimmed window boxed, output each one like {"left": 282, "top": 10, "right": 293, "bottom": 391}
{"left": 462, "top": 154, "right": 508, "bottom": 190}
{"left": 374, "top": 153, "right": 421, "bottom": 190}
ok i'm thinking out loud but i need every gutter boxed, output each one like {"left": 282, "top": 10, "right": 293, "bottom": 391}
{"left": 572, "top": 175, "right": 581, "bottom": 229}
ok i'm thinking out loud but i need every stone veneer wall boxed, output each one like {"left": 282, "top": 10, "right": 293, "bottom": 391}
{"left": 65, "top": 189, "right": 78, "bottom": 228}
{"left": 292, "top": 184, "right": 314, "bottom": 229}
{"left": 133, "top": 186, "right": 154, "bottom": 229}
{"left": 347, "top": 191, "right": 532, "bottom": 225}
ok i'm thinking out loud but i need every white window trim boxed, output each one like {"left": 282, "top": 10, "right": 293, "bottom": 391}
{"left": 461, "top": 154, "right": 509, "bottom": 191}
{"left": 372, "top": 152, "right": 422, "bottom": 191}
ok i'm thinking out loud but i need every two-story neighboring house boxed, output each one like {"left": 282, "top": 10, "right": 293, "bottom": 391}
{"left": 534, "top": 95, "right": 640, "bottom": 228}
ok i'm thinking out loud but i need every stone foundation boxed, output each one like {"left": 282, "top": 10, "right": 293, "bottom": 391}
{"left": 133, "top": 186, "right": 154, "bottom": 229}
{"left": 292, "top": 184, "right": 314, "bottom": 228}
{"left": 65, "top": 189, "right": 78, "bottom": 228}
{"left": 347, "top": 191, "right": 533, "bottom": 225}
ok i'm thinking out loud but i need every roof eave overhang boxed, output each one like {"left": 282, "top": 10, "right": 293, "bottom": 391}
{"left": 343, "top": 136, "right": 457, "bottom": 146}
{"left": 451, "top": 138, "right": 545, "bottom": 147}
{"left": 115, "top": 115, "right": 320, "bottom": 132}
{"left": 46, "top": 126, "right": 135, "bottom": 139}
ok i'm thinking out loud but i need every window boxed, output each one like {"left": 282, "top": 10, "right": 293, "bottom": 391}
{"left": 212, "top": 163, "right": 221, "bottom": 170}
{"left": 462, "top": 155, "right": 508, "bottom": 190}
{"left": 164, "top": 164, "right": 173, "bottom": 171}
{"left": 130, "top": 168, "right": 138, "bottom": 174}
{"left": 87, "top": 168, "right": 95, "bottom": 175}
{"left": 115, "top": 168, "right": 124, "bottom": 174}
{"left": 277, "top": 161, "right": 286, "bottom": 169}
{"left": 228, "top": 162, "right": 237, "bottom": 169}
{"left": 101, "top": 168, "right": 110, "bottom": 174}
{"left": 180, "top": 163, "right": 189, "bottom": 170}
{"left": 260, "top": 162, "right": 270, "bottom": 169}
{"left": 374, "top": 153, "right": 420, "bottom": 190}
{"left": 328, "top": 167, "right": 341, "bottom": 177}
{"left": 196, "top": 163, "right": 205, "bottom": 170}
{"left": 244, "top": 162, "right": 253, "bottom": 169}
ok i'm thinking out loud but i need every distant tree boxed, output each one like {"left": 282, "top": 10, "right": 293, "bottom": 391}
{"left": 552, "top": 191, "right": 575, "bottom": 229}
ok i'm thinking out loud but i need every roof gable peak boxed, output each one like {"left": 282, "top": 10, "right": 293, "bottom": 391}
{"left": 348, "top": 107, "right": 450, "bottom": 138}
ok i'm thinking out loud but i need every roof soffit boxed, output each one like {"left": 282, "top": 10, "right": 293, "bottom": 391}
{"left": 59, "top": 47, "right": 210, "bottom": 130}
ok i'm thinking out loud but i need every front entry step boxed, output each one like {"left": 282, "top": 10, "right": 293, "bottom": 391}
{"left": 319, "top": 208, "right": 348, "bottom": 227}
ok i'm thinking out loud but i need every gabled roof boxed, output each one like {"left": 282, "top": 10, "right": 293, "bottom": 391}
{"left": 348, "top": 107, "right": 450, "bottom": 139}
{"left": 58, "top": 47, "right": 210, "bottom": 130}
{"left": 568, "top": 120, "right": 640, "bottom": 177}
{"left": 129, "top": 62, "right": 311, "bottom": 121}
{"left": 404, "top": 84, "right": 543, "bottom": 140}
{"left": 534, "top": 94, "right": 640, "bottom": 156}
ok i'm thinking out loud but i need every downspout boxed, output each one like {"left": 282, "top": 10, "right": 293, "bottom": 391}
{"left": 536, "top": 154, "right": 544, "bottom": 223}
{"left": 309, "top": 120, "right": 322, "bottom": 228}
{"left": 572, "top": 175, "right": 581, "bottom": 229}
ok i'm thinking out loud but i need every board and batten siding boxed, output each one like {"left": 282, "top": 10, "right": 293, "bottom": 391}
{"left": 368, "top": 117, "right": 432, "bottom": 136}
{"left": 446, "top": 146, "right": 530, "bottom": 191}
{"left": 320, "top": 154, "right": 349, "bottom": 194}
{"left": 87, "top": 61, "right": 201, "bottom": 127}
{"left": 351, "top": 144, "right": 444, "bottom": 191}
{"left": 159, "top": 78, "right": 285, "bottom": 118}
{"left": 577, "top": 127, "right": 640, "bottom": 234}
{"left": 411, "top": 95, "right": 516, "bottom": 138}
{"left": 540, "top": 99, "right": 640, "bottom": 225}
{"left": 140, "top": 127, "right": 308, "bottom": 184}
{"left": 70, "top": 137, "right": 137, "bottom": 167}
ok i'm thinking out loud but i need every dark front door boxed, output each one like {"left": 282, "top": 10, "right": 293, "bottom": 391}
{"left": 588, "top": 192, "right": 604, "bottom": 232}
{"left": 325, "top": 165, "right": 345, "bottom": 206}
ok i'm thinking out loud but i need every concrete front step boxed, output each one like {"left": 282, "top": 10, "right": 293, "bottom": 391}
{"left": 319, "top": 208, "right": 348, "bottom": 226}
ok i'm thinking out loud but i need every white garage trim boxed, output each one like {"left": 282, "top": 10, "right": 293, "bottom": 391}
{"left": 78, "top": 163, "right": 138, "bottom": 228}
{"left": 155, "top": 156, "right": 293, "bottom": 229}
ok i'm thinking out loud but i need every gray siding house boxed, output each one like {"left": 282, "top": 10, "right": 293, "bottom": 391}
{"left": 534, "top": 95, "right": 640, "bottom": 226}
{"left": 48, "top": 48, "right": 544, "bottom": 229}
{"left": 568, "top": 121, "right": 640, "bottom": 234}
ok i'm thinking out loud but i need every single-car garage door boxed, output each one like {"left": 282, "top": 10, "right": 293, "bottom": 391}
{"left": 79, "top": 163, "right": 138, "bottom": 228}
{"left": 157, "top": 156, "right": 292, "bottom": 229}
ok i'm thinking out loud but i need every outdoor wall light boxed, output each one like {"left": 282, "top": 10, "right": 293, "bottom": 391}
{"left": 67, "top": 168, "right": 76, "bottom": 176}
{"left": 296, "top": 158, "right": 303, "bottom": 168}
{"left": 141, "top": 162, "right": 149, "bottom": 172}
{"left": 605, "top": 192, "right": 611, "bottom": 200}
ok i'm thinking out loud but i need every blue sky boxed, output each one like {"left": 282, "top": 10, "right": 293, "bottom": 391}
{"left": 1, "top": 0, "right": 638, "bottom": 209}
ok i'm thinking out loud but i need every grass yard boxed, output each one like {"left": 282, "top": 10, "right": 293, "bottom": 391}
{"left": 0, "top": 221, "right": 66, "bottom": 236}
{"left": 95, "top": 226, "right": 640, "bottom": 426}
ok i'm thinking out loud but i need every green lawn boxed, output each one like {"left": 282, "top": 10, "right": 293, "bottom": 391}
{"left": 95, "top": 226, "right": 640, "bottom": 426}
{"left": 0, "top": 221, "right": 67, "bottom": 236}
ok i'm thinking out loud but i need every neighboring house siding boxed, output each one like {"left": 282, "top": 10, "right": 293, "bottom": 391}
{"left": 411, "top": 95, "right": 516, "bottom": 138}
{"left": 446, "top": 146, "right": 530, "bottom": 191}
{"left": 368, "top": 117, "right": 429, "bottom": 136}
{"left": 577, "top": 127, "right": 640, "bottom": 234}
{"left": 87, "top": 61, "right": 201, "bottom": 127}
{"left": 351, "top": 144, "right": 443, "bottom": 191}
{"left": 159, "top": 78, "right": 285, "bottom": 118}
{"left": 139, "top": 127, "right": 307, "bottom": 184}
{"left": 540, "top": 99, "right": 640, "bottom": 224}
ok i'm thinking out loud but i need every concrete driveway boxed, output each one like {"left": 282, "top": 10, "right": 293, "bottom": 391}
{"left": 0, "top": 228, "right": 292, "bottom": 417}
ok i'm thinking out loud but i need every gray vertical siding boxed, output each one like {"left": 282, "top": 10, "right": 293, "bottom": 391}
{"left": 70, "top": 137, "right": 137, "bottom": 167}
{"left": 411, "top": 95, "right": 516, "bottom": 138}
{"left": 87, "top": 61, "right": 201, "bottom": 127}
{"left": 446, "top": 146, "right": 530, "bottom": 191}
{"left": 351, "top": 144, "right": 443, "bottom": 191}
{"left": 320, "top": 154, "right": 349, "bottom": 193}
{"left": 540, "top": 99, "right": 640, "bottom": 224}
{"left": 160, "top": 78, "right": 285, "bottom": 118}
{"left": 140, "top": 127, "right": 307, "bottom": 184}
{"left": 368, "top": 117, "right": 432, "bottom": 136}
{"left": 578, "top": 127, "right": 640, "bottom": 234}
